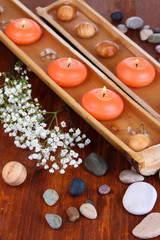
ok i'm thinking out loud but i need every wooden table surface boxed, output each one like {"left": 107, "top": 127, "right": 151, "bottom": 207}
{"left": 0, "top": 0, "right": 160, "bottom": 240}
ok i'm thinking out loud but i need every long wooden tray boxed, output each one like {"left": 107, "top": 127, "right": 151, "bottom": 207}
{"left": 36, "top": 0, "right": 160, "bottom": 121}
{"left": 1, "top": 0, "right": 160, "bottom": 175}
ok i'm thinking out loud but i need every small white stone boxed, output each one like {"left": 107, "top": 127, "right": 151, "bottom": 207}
{"left": 123, "top": 182, "right": 157, "bottom": 215}
{"left": 80, "top": 203, "right": 97, "bottom": 219}
{"left": 140, "top": 29, "right": 153, "bottom": 41}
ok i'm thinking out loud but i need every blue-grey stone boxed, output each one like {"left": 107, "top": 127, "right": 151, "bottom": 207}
{"left": 43, "top": 189, "right": 59, "bottom": 206}
{"left": 69, "top": 177, "right": 86, "bottom": 196}
{"left": 126, "top": 16, "right": 143, "bottom": 29}
{"left": 84, "top": 152, "right": 108, "bottom": 176}
{"left": 45, "top": 214, "right": 62, "bottom": 229}
{"left": 148, "top": 33, "right": 160, "bottom": 43}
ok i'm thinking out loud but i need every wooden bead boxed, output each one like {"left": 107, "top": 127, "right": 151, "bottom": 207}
{"left": 127, "top": 134, "right": 151, "bottom": 152}
{"left": 76, "top": 22, "right": 96, "bottom": 39}
{"left": 2, "top": 161, "right": 27, "bottom": 186}
{"left": 96, "top": 41, "right": 118, "bottom": 57}
{"left": 56, "top": 5, "right": 76, "bottom": 21}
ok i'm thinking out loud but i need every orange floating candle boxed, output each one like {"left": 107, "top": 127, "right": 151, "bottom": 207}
{"left": 116, "top": 57, "right": 155, "bottom": 88}
{"left": 4, "top": 18, "right": 42, "bottom": 45}
{"left": 81, "top": 87, "right": 124, "bottom": 120}
{"left": 47, "top": 58, "right": 87, "bottom": 87}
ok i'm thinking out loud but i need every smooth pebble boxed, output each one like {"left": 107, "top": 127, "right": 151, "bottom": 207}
{"left": 43, "top": 189, "right": 59, "bottom": 206}
{"left": 148, "top": 33, "right": 160, "bottom": 43}
{"left": 132, "top": 212, "right": 160, "bottom": 239}
{"left": 119, "top": 170, "right": 144, "bottom": 184}
{"left": 123, "top": 182, "right": 157, "bottom": 215}
{"left": 111, "top": 10, "right": 123, "bottom": 21}
{"left": 153, "top": 27, "right": 160, "bottom": 33}
{"left": 66, "top": 207, "right": 80, "bottom": 222}
{"left": 126, "top": 16, "right": 144, "bottom": 29}
{"left": 69, "top": 177, "right": 86, "bottom": 196}
{"left": 155, "top": 45, "right": 160, "bottom": 54}
{"left": 80, "top": 203, "right": 97, "bottom": 219}
{"left": 117, "top": 24, "right": 128, "bottom": 34}
{"left": 84, "top": 152, "right": 108, "bottom": 176}
{"left": 140, "top": 29, "right": 153, "bottom": 41}
{"left": 85, "top": 200, "right": 95, "bottom": 206}
{"left": 98, "top": 185, "right": 111, "bottom": 194}
{"left": 45, "top": 214, "right": 62, "bottom": 229}
{"left": 143, "top": 25, "right": 150, "bottom": 30}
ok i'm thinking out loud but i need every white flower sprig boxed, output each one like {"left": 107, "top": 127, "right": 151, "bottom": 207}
{"left": 0, "top": 60, "right": 91, "bottom": 174}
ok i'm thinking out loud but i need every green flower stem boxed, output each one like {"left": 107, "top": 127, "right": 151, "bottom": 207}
{"left": 135, "top": 122, "right": 145, "bottom": 134}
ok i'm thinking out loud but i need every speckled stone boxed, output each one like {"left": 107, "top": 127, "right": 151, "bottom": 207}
{"left": 153, "top": 27, "right": 160, "bottom": 33}
{"left": 117, "top": 24, "right": 128, "bottom": 34}
{"left": 43, "top": 189, "right": 59, "bottom": 206}
{"left": 98, "top": 185, "right": 111, "bottom": 194}
{"left": 45, "top": 214, "right": 62, "bottom": 229}
{"left": 155, "top": 45, "right": 160, "bottom": 54}
{"left": 132, "top": 213, "right": 160, "bottom": 239}
{"left": 140, "top": 29, "right": 153, "bottom": 41}
{"left": 123, "top": 182, "right": 157, "bottom": 215}
{"left": 148, "top": 33, "right": 160, "bottom": 43}
{"left": 66, "top": 207, "right": 80, "bottom": 222}
{"left": 119, "top": 170, "right": 144, "bottom": 184}
{"left": 84, "top": 152, "right": 108, "bottom": 176}
{"left": 111, "top": 10, "right": 123, "bottom": 21}
{"left": 126, "top": 16, "right": 144, "bottom": 29}
{"left": 80, "top": 203, "right": 97, "bottom": 219}
{"left": 69, "top": 177, "right": 86, "bottom": 196}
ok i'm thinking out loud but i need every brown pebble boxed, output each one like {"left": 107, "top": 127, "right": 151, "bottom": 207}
{"left": 66, "top": 207, "right": 80, "bottom": 222}
{"left": 98, "top": 185, "right": 111, "bottom": 194}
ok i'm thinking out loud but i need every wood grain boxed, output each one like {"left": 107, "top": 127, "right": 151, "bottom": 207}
{"left": 0, "top": 1, "right": 160, "bottom": 240}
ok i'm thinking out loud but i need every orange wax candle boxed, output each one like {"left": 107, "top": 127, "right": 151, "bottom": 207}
{"left": 47, "top": 58, "right": 87, "bottom": 87}
{"left": 116, "top": 57, "right": 155, "bottom": 88}
{"left": 81, "top": 87, "right": 124, "bottom": 120}
{"left": 4, "top": 18, "right": 42, "bottom": 45}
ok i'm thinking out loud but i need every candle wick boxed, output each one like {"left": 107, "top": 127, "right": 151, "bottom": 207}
{"left": 136, "top": 63, "right": 138, "bottom": 68}
{"left": 22, "top": 24, "right": 24, "bottom": 29}
{"left": 67, "top": 63, "right": 71, "bottom": 68}
{"left": 103, "top": 92, "right": 105, "bottom": 98}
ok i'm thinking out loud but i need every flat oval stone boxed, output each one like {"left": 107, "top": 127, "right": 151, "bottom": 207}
{"left": 45, "top": 214, "right": 62, "bottom": 229}
{"left": 132, "top": 213, "right": 160, "bottom": 239}
{"left": 140, "top": 29, "right": 153, "bottom": 41}
{"left": 148, "top": 33, "right": 160, "bottom": 43}
{"left": 153, "top": 27, "right": 160, "bottom": 33}
{"left": 155, "top": 45, "right": 160, "bottom": 54}
{"left": 43, "top": 189, "right": 59, "bottom": 206}
{"left": 66, "top": 207, "right": 80, "bottom": 222}
{"left": 98, "top": 185, "right": 111, "bottom": 194}
{"left": 126, "top": 16, "right": 144, "bottom": 29}
{"left": 119, "top": 170, "right": 144, "bottom": 184}
{"left": 69, "top": 177, "right": 86, "bottom": 196}
{"left": 84, "top": 152, "right": 108, "bottom": 176}
{"left": 117, "top": 24, "right": 128, "bottom": 34}
{"left": 123, "top": 182, "right": 157, "bottom": 215}
{"left": 111, "top": 11, "right": 123, "bottom": 21}
{"left": 80, "top": 203, "right": 97, "bottom": 219}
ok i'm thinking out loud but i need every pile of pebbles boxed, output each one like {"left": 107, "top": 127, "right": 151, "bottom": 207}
{"left": 111, "top": 10, "right": 160, "bottom": 57}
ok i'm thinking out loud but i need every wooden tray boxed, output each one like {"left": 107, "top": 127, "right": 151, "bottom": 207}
{"left": 36, "top": 0, "right": 160, "bottom": 120}
{"left": 1, "top": 0, "right": 160, "bottom": 175}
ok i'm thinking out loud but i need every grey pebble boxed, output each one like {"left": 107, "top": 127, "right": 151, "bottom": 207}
{"left": 143, "top": 25, "right": 150, "bottom": 30}
{"left": 119, "top": 170, "right": 144, "bottom": 184}
{"left": 153, "top": 28, "right": 160, "bottom": 33}
{"left": 148, "top": 33, "right": 160, "bottom": 43}
{"left": 45, "top": 214, "right": 62, "bottom": 229}
{"left": 98, "top": 185, "right": 111, "bottom": 194}
{"left": 43, "top": 189, "right": 59, "bottom": 206}
{"left": 126, "top": 16, "right": 144, "bottom": 29}
{"left": 117, "top": 24, "right": 128, "bottom": 34}
{"left": 84, "top": 152, "right": 108, "bottom": 176}
{"left": 85, "top": 200, "right": 95, "bottom": 206}
{"left": 155, "top": 45, "right": 160, "bottom": 54}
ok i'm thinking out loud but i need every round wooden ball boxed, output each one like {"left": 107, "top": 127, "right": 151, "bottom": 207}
{"left": 76, "top": 22, "right": 96, "bottom": 39}
{"left": 57, "top": 5, "right": 76, "bottom": 21}
{"left": 127, "top": 134, "right": 151, "bottom": 152}
{"left": 2, "top": 161, "right": 27, "bottom": 186}
{"left": 96, "top": 41, "right": 118, "bottom": 58}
